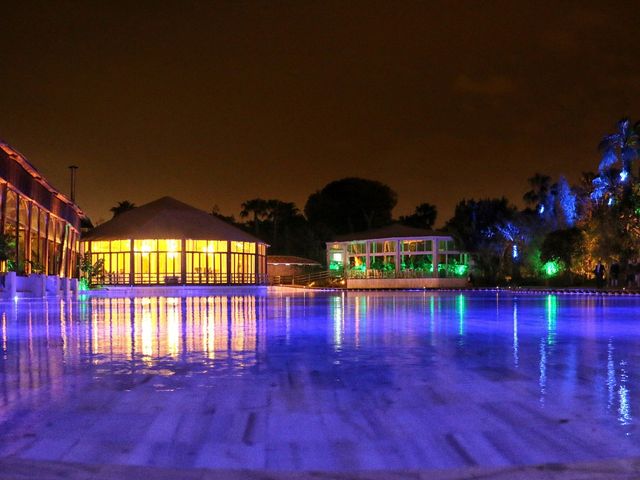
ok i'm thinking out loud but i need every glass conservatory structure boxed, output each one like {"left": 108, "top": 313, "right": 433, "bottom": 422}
{"left": 0, "top": 141, "right": 83, "bottom": 277}
{"left": 327, "top": 224, "right": 470, "bottom": 288}
{"left": 81, "top": 197, "right": 267, "bottom": 286}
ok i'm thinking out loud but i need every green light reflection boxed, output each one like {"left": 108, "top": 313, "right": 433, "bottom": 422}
{"left": 457, "top": 294, "right": 466, "bottom": 336}
{"left": 546, "top": 295, "right": 557, "bottom": 345}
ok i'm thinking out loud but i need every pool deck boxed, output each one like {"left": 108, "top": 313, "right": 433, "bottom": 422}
{"left": 1, "top": 456, "right": 640, "bottom": 480}
{"left": 3, "top": 291, "right": 640, "bottom": 476}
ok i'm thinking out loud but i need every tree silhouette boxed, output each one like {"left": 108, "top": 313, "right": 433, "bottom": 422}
{"left": 445, "top": 198, "right": 518, "bottom": 282}
{"left": 399, "top": 203, "right": 437, "bottom": 229}
{"left": 210, "top": 205, "right": 237, "bottom": 225}
{"left": 240, "top": 198, "right": 270, "bottom": 235}
{"left": 445, "top": 197, "right": 516, "bottom": 252}
{"left": 265, "top": 200, "right": 300, "bottom": 248}
{"left": 110, "top": 200, "right": 136, "bottom": 218}
{"left": 523, "top": 173, "right": 552, "bottom": 211}
{"left": 304, "top": 177, "right": 397, "bottom": 234}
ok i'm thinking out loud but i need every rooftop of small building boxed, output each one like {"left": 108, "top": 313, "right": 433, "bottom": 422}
{"left": 330, "top": 223, "right": 451, "bottom": 243}
{"left": 267, "top": 255, "right": 322, "bottom": 265}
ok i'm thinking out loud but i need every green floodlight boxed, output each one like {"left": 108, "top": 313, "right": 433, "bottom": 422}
{"left": 453, "top": 264, "right": 468, "bottom": 276}
{"left": 542, "top": 260, "right": 561, "bottom": 277}
{"left": 78, "top": 278, "right": 90, "bottom": 291}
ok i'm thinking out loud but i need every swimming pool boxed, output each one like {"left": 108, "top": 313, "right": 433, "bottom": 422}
{"left": 0, "top": 289, "right": 639, "bottom": 471}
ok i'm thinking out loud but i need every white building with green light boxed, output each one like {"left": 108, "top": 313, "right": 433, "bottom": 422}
{"left": 327, "top": 224, "right": 470, "bottom": 289}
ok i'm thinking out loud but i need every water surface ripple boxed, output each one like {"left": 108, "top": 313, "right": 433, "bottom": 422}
{"left": 1, "top": 290, "right": 639, "bottom": 470}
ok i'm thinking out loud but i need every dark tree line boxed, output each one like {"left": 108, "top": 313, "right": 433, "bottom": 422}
{"left": 207, "top": 177, "right": 435, "bottom": 261}
{"left": 103, "top": 117, "right": 640, "bottom": 284}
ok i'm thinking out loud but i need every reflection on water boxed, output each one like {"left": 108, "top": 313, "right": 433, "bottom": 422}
{"left": 608, "top": 339, "right": 616, "bottom": 410}
{"left": 1, "top": 291, "right": 640, "bottom": 433}
{"left": 332, "top": 294, "right": 344, "bottom": 351}
{"left": 546, "top": 294, "right": 557, "bottom": 345}
{"left": 513, "top": 299, "right": 519, "bottom": 367}
{"left": 84, "top": 296, "right": 266, "bottom": 368}
{"left": 619, "top": 360, "right": 631, "bottom": 427}
{"left": 539, "top": 337, "right": 547, "bottom": 405}
{"left": 457, "top": 294, "right": 466, "bottom": 339}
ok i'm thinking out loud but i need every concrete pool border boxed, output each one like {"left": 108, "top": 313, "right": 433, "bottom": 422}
{"left": 80, "top": 285, "right": 270, "bottom": 298}
{"left": 272, "top": 285, "right": 640, "bottom": 295}
{"left": 1, "top": 456, "right": 640, "bottom": 480}
{"left": 68, "top": 284, "right": 640, "bottom": 297}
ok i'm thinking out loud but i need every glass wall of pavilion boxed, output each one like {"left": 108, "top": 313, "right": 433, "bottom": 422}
{"left": 327, "top": 236, "right": 469, "bottom": 279}
{"left": 0, "top": 182, "right": 80, "bottom": 277}
{"left": 85, "top": 239, "right": 267, "bottom": 285}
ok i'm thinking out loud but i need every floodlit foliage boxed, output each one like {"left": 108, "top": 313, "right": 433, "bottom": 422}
{"left": 438, "top": 118, "right": 640, "bottom": 285}
{"left": 79, "top": 252, "right": 105, "bottom": 287}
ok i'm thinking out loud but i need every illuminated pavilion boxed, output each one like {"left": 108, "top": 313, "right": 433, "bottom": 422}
{"left": 81, "top": 197, "right": 267, "bottom": 286}
{"left": 326, "top": 224, "right": 470, "bottom": 289}
{"left": 0, "top": 140, "right": 82, "bottom": 278}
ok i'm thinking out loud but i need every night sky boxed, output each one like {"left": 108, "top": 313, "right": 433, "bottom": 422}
{"left": 1, "top": 1, "right": 639, "bottom": 226}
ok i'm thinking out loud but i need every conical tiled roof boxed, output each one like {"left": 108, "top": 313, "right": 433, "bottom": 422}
{"left": 82, "top": 196, "right": 263, "bottom": 243}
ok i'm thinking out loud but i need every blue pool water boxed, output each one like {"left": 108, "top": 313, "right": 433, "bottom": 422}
{"left": 1, "top": 289, "right": 640, "bottom": 470}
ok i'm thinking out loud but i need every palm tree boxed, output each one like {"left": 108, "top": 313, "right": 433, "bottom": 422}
{"left": 523, "top": 173, "right": 552, "bottom": 214}
{"left": 110, "top": 200, "right": 136, "bottom": 218}
{"left": 240, "top": 198, "right": 270, "bottom": 235}
{"left": 265, "top": 200, "right": 299, "bottom": 248}
{"left": 598, "top": 118, "right": 640, "bottom": 179}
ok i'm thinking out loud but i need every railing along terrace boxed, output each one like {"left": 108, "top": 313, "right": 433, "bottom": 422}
{"left": 93, "top": 272, "right": 267, "bottom": 286}
{"left": 269, "top": 270, "right": 331, "bottom": 286}
{"left": 347, "top": 269, "right": 465, "bottom": 279}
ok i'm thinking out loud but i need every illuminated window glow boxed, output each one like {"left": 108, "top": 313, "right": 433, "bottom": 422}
{"left": 85, "top": 238, "right": 266, "bottom": 285}
{"left": 330, "top": 235, "right": 468, "bottom": 279}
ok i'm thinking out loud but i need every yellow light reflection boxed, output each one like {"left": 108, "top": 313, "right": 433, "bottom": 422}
{"left": 1, "top": 312, "right": 6, "bottom": 357}
{"left": 60, "top": 299, "right": 67, "bottom": 357}
{"left": 140, "top": 299, "right": 154, "bottom": 358}
{"left": 166, "top": 297, "right": 181, "bottom": 356}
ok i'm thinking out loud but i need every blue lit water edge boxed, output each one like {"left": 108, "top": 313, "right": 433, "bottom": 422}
{"left": 1, "top": 289, "right": 640, "bottom": 470}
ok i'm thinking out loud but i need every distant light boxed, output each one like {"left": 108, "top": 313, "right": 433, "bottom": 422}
{"left": 78, "top": 278, "right": 90, "bottom": 291}
{"left": 512, "top": 244, "right": 519, "bottom": 259}
{"left": 13, "top": 295, "right": 18, "bottom": 302}
{"left": 543, "top": 260, "right": 561, "bottom": 277}
{"left": 608, "top": 197, "right": 615, "bottom": 207}
{"left": 620, "top": 170, "right": 629, "bottom": 182}
{"left": 538, "top": 204, "right": 545, "bottom": 215}
{"left": 452, "top": 264, "right": 468, "bottom": 276}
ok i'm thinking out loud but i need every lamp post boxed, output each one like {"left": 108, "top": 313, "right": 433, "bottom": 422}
{"left": 68, "top": 165, "right": 78, "bottom": 203}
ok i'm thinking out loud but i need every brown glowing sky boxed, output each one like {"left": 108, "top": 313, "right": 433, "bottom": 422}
{"left": 1, "top": 1, "right": 640, "bottom": 226}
